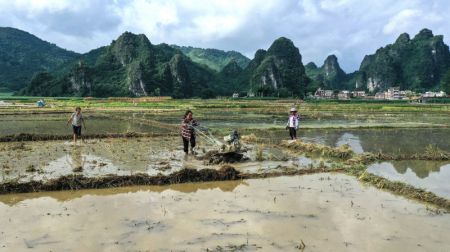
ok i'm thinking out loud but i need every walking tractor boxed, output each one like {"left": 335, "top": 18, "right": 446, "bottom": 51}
{"left": 191, "top": 126, "right": 246, "bottom": 164}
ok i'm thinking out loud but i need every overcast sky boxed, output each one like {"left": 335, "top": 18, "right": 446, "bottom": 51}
{"left": 1, "top": 0, "right": 449, "bottom": 72}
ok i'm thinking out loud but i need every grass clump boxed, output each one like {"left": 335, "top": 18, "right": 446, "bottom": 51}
{"left": 255, "top": 145, "right": 264, "bottom": 161}
{"left": 419, "top": 145, "right": 449, "bottom": 160}
{"left": 280, "top": 140, "right": 354, "bottom": 160}
{"left": 25, "top": 165, "right": 37, "bottom": 172}
{"left": 241, "top": 134, "right": 257, "bottom": 143}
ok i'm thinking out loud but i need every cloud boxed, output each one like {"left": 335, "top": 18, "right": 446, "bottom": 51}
{"left": 383, "top": 9, "right": 444, "bottom": 35}
{"left": 0, "top": 0, "right": 449, "bottom": 71}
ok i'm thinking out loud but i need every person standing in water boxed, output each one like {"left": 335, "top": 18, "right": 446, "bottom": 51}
{"left": 67, "top": 107, "right": 86, "bottom": 143}
{"left": 286, "top": 107, "right": 299, "bottom": 140}
{"left": 181, "top": 110, "right": 199, "bottom": 155}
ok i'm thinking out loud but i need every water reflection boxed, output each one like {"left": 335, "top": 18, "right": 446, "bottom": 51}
{"left": 0, "top": 180, "right": 246, "bottom": 206}
{"left": 1, "top": 175, "right": 449, "bottom": 251}
{"left": 335, "top": 133, "right": 364, "bottom": 154}
{"left": 367, "top": 161, "right": 450, "bottom": 198}
{"left": 67, "top": 147, "right": 86, "bottom": 170}
{"left": 391, "top": 160, "right": 445, "bottom": 178}
{"left": 251, "top": 128, "right": 450, "bottom": 155}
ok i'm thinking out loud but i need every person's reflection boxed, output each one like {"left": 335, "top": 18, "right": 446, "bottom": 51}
{"left": 67, "top": 147, "right": 86, "bottom": 171}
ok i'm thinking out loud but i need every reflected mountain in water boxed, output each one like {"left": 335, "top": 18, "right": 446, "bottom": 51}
{"left": 0, "top": 180, "right": 246, "bottom": 206}
{"left": 335, "top": 133, "right": 364, "bottom": 154}
{"left": 256, "top": 128, "right": 450, "bottom": 155}
{"left": 367, "top": 161, "right": 450, "bottom": 198}
{"left": 391, "top": 160, "right": 446, "bottom": 178}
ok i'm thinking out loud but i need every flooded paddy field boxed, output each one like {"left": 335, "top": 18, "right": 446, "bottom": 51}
{"left": 249, "top": 128, "right": 450, "bottom": 154}
{"left": 0, "top": 174, "right": 449, "bottom": 251}
{"left": 0, "top": 113, "right": 172, "bottom": 137}
{"left": 116, "top": 109, "right": 450, "bottom": 130}
{"left": 0, "top": 137, "right": 329, "bottom": 184}
{"left": 367, "top": 160, "right": 450, "bottom": 198}
{"left": 1, "top": 100, "right": 450, "bottom": 251}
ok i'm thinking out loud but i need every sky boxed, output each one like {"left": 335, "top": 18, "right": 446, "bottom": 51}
{"left": 0, "top": 0, "right": 449, "bottom": 72}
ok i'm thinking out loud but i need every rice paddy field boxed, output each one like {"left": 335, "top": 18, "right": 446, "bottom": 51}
{"left": 0, "top": 97, "right": 449, "bottom": 251}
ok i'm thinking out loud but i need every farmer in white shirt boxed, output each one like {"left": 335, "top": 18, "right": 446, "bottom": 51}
{"left": 286, "top": 107, "right": 299, "bottom": 140}
{"left": 67, "top": 107, "right": 86, "bottom": 143}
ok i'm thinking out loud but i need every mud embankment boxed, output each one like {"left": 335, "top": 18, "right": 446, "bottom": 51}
{"left": 280, "top": 140, "right": 450, "bottom": 162}
{"left": 0, "top": 166, "right": 239, "bottom": 194}
{"left": 0, "top": 132, "right": 177, "bottom": 142}
{"left": 0, "top": 166, "right": 337, "bottom": 195}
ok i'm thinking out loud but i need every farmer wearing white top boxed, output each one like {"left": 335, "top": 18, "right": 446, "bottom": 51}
{"left": 286, "top": 107, "right": 299, "bottom": 140}
{"left": 67, "top": 107, "right": 86, "bottom": 143}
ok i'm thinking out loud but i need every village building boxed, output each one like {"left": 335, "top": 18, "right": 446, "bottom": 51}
{"left": 314, "top": 88, "right": 334, "bottom": 99}
{"left": 351, "top": 91, "right": 366, "bottom": 98}
{"left": 337, "top": 90, "right": 351, "bottom": 100}
{"left": 386, "top": 87, "right": 401, "bottom": 100}
{"left": 422, "top": 91, "right": 447, "bottom": 98}
{"left": 247, "top": 91, "right": 255, "bottom": 97}
{"left": 374, "top": 92, "right": 385, "bottom": 100}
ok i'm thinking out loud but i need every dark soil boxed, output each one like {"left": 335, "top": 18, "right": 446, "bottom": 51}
{"left": 0, "top": 166, "right": 339, "bottom": 195}
{"left": 200, "top": 150, "right": 247, "bottom": 165}
{"left": 0, "top": 166, "right": 240, "bottom": 194}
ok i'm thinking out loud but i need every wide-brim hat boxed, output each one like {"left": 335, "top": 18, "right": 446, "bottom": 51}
{"left": 290, "top": 108, "right": 297, "bottom": 112}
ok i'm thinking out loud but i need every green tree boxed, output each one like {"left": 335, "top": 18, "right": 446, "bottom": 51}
{"left": 441, "top": 69, "right": 450, "bottom": 94}
{"left": 200, "top": 88, "right": 216, "bottom": 99}
{"left": 154, "top": 88, "right": 161, "bottom": 96}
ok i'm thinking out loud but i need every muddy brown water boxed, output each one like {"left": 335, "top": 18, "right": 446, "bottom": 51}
{"left": 367, "top": 160, "right": 450, "bottom": 198}
{"left": 0, "top": 138, "right": 192, "bottom": 182}
{"left": 0, "top": 174, "right": 449, "bottom": 251}
{"left": 0, "top": 137, "right": 324, "bottom": 184}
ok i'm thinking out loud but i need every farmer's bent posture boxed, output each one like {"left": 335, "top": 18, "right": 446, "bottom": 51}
{"left": 286, "top": 107, "right": 299, "bottom": 140}
{"left": 67, "top": 107, "right": 86, "bottom": 143}
{"left": 181, "top": 110, "right": 199, "bottom": 155}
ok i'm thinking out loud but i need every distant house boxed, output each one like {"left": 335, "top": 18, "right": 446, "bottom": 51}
{"left": 351, "top": 91, "right": 366, "bottom": 98}
{"left": 314, "top": 88, "right": 334, "bottom": 99}
{"left": 232, "top": 93, "right": 239, "bottom": 98}
{"left": 423, "top": 91, "right": 447, "bottom": 98}
{"left": 337, "top": 90, "right": 350, "bottom": 100}
{"left": 386, "top": 87, "right": 401, "bottom": 100}
{"left": 374, "top": 92, "right": 385, "bottom": 100}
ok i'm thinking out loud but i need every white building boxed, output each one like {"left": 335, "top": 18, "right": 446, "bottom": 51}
{"left": 338, "top": 90, "right": 350, "bottom": 100}
{"left": 386, "top": 87, "right": 401, "bottom": 100}
{"left": 351, "top": 91, "right": 366, "bottom": 98}
{"left": 314, "top": 88, "right": 334, "bottom": 99}
{"left": 423, "top": 91, "right": 447, "bottom": 98}
{"left": 374, "top": 92, "right": 385, "bottom": 100}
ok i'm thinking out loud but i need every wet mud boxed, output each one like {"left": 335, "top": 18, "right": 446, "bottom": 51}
{"left": 0, "top": 166, "right": 240, "bottom": 194}
{"left": 0, "top": 174, "right": 449, "bottom": 251}
{"left": 199, "top": 150, "right": 247, "bottom": 165}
